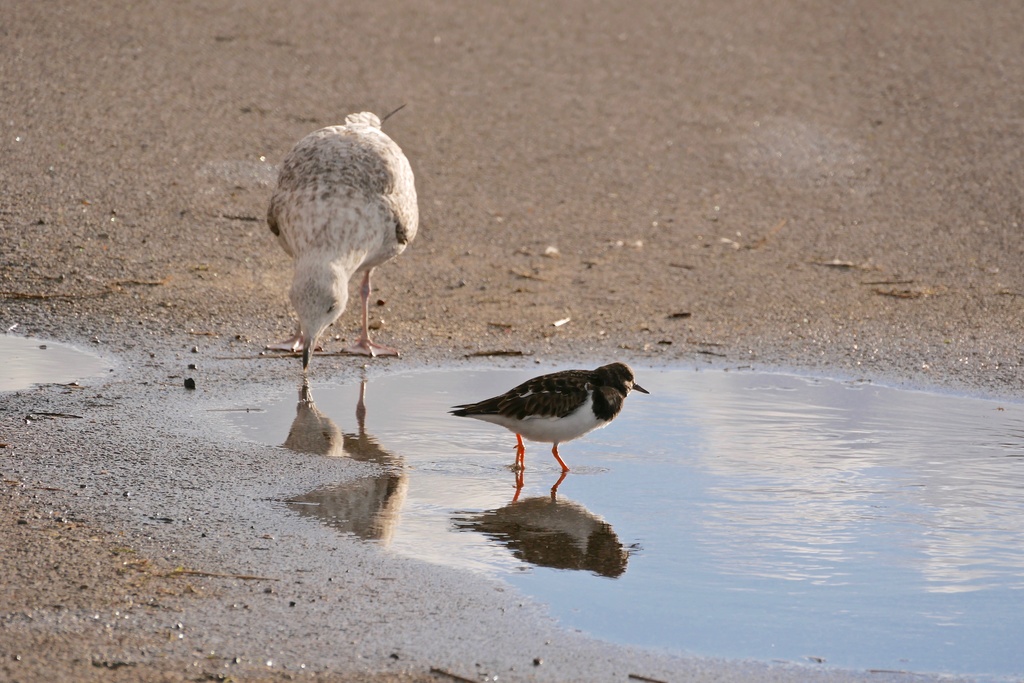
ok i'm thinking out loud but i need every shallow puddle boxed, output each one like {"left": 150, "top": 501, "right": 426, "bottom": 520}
{"left": 227, "top": 367, "right": 1024, "bottom": 679}
{"left": 0, "top": 334, "right": 111, "bottom": 391}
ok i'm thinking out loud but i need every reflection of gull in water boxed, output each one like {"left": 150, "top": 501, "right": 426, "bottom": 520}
{"left": 282, "top": 381, "right": 346, "bottom": 456}
{"left": 454, "top": 478, "right": 633, "bottom": 578}
{"left": 282, "top": 380, "right": 407, "bottom": 544}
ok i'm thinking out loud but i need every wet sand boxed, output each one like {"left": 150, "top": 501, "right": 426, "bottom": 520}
{"left": 2, "top": 0, "right": 1021, "bottom": 680}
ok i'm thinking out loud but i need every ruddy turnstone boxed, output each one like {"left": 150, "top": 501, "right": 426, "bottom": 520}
{"left": 266, "top": 109, "right": 418, "bottom": 369}
{"left": 450, "top": 362, "right": 649, "bottom": 472}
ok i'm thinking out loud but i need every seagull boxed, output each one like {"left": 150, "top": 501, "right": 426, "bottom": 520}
{"left": 266, "top": 109, "right": 418, "bottom": 369}
{"left": 450, "top": 362, "right": 649, "bottom": 473}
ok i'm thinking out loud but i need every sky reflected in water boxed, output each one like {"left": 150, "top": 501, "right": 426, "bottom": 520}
{"left": 229, "top": 367, "right": 1024, "bottom": 679}
{"left": 0, "top": 334, "right": 110, "bottom": 391}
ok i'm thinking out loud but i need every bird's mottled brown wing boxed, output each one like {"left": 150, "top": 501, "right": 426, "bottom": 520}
{"left": 501, "top": 385, "right": 589, "bottom": 420}
{"left": 498, "top": 371, "right": 593, "bottom": 420}
{"left": 450, "top": 369, "right": 596, "bottom": 419}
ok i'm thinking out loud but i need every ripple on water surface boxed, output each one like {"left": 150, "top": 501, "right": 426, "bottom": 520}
{"left": 225, "top": 367, "right": 1024, "bottom": 679}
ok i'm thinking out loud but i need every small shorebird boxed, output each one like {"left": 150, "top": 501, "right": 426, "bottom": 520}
{"left": 266, "top": 109, "right": 418, "bottom": 369}
{"left": 450, "top": 362, "right": 649, "bottom": 473}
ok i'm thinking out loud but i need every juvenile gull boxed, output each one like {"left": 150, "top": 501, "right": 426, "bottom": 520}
{"left": 450, "top": 362, "right": 649, "bottom": 473}
{"left": 267, "top": 111, "right": 418, "bottom": 369}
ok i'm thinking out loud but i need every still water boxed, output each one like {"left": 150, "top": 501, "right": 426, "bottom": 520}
{"left": 228, "top": 367, "right": 1024, "bottom": 679}
{"left": 0, "top": 334, "right": 110, "bottom": 391}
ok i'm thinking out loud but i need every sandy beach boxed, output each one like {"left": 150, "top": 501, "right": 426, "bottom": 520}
{"left": 2, "top": 1, "right": 1022, "bottom": 680}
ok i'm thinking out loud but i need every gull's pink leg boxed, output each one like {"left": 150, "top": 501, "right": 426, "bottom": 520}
{"left": 344, "top": 269, "right": 400, "bottom": 357}
{"left": 266, "top": 327, "right": 304, "bottom": 352}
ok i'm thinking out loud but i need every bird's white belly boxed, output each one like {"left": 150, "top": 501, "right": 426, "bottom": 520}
{"left": 476, "top": 400, "right": 606, "bottom": 445}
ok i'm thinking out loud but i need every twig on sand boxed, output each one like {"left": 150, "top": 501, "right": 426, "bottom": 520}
{"left": 0, "top": 289, "right": 109, "bottom": 300}
{"left": 111, "top": 277, "right": 170, "bottom": 287}
{"left": 809, "top": 258, "right": 875, "bottom": 270}
{"left": 747, "top": 218, "right": 787, "bottom": 249}
{"left": 429, "top": 667, "right": 478, "bottom": 683}
{"left": 872, "top": 286, "right": 937, "bottom": 299}
{"left": 860, "top": 279, "right": 914, "bottom": 286}
{"left": 629, "top": 674, "right": 669, "bottom": 683}
{"left": 168, "top": 567, "right": 278, "bottom": 581}
{"left": 26, "top": 412, "right": 84, "bottom": 419}
{"left": 465, "top": 350, "right": 529, "bottom": 358}
{"left": 510, "top": 268, "right": 550, "bottom": 281}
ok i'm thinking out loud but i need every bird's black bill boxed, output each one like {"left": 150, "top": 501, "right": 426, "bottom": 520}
{"left": 302, "top": 345, "right": 311, "bottom": 370}
{"left": 633, "top": 383, "right": 650, "bottom": 394}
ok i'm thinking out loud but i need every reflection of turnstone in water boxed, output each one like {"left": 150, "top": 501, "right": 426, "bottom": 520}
{"left": 454, "top": 495, "right": 632, "bottom": 578}
{"left": 450, "top": 362, "right": 648, "bottom": 472}
{"left": 266, "top": 109, "right": 418, "bottom": 369}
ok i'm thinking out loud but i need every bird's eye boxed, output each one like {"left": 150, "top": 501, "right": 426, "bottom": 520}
{"left": 327, "top": 304, "right": 336, "bottom": 314}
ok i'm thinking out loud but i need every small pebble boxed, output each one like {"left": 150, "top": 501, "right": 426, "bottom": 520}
{"left": 184, "top": 378, "right": 196, "bottom": 390}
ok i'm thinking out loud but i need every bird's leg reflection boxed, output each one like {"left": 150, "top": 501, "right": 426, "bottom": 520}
{"left": 355, "top": 376, "right": 367, "bottom": 429}
{"left": 510, "top": 469, "right": 568, "bottom": 504}
{"left": 550, "top": 470, "right": 568, "bottom": 499}
{"left": 512, "top": 467, "right": 525, "bottom": 503}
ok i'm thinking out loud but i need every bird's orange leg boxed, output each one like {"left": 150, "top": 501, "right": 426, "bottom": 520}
{"left": 551, "top": 444, "right": 570, "bottom": 472}
{"left": 513, "top": 434, "right": 526, "bottom": 471}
